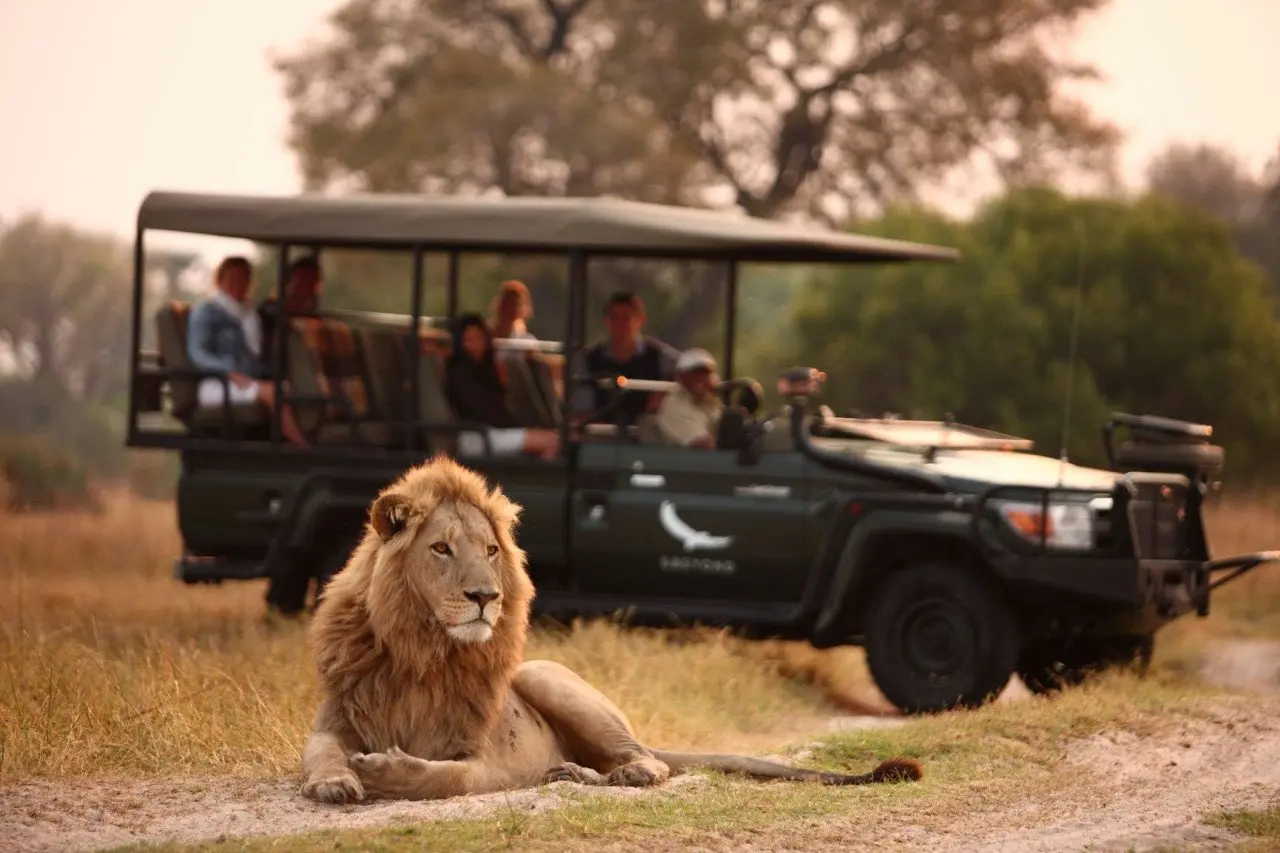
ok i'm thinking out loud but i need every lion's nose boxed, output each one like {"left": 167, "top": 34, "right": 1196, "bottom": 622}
{"left": 464, "top": 589, "right": 500, "bottom": 608}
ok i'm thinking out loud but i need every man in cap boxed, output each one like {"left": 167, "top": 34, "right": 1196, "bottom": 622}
{"left": 655, "top": 347, "right": 724, "bottom": 448}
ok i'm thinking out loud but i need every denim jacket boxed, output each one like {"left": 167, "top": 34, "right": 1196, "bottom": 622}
{"left": 187, "top": 293, "right": 268, "bottom": 379}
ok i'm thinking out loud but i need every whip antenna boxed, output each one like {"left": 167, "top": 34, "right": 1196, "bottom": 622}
{"left": 1056, "top": 219, "right": 1087, "bottom": 486}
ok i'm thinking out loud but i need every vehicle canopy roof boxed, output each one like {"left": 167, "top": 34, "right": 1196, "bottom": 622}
{"left": 136, "top": 190, "right": 960, "bottom": 263}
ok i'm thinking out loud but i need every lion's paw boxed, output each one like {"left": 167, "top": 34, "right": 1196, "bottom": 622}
{"left": 301, "top": 771, "right": 365, "bottom": 805}
{"left": 349, "top": 751, "right": 391, "bottom": 774}
{"left": 542, "top": 762, "right": 606, "bottom": 786}
{"left": 606, "top": 760, "right": 666, "bottom": 788}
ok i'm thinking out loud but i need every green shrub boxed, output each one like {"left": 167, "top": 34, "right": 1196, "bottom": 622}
{"left": 0, "top": 435, "right": 98, "bottom": 512}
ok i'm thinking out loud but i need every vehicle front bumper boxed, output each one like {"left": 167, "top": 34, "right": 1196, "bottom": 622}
{"left": 991, "top": 550, "right": 1280, "bottom": 622}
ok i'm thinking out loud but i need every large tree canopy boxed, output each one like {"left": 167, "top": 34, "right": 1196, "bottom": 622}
{"left": 275, "top": 0, "right": 1120, "bottom": 222}
{"left": 1145, "top": 141, "right": 1280, "bottom": 303}
{"left": 785, "top": 187, "right": 1280, "bottom": 476}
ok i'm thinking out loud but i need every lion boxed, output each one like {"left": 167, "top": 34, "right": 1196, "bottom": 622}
{"left": 299, "top": 455, "right": 922, "bottom": 804}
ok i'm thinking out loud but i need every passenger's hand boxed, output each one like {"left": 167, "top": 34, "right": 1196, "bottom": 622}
{"left": 228, "top": 371, "right": 254, "bottom": 389}
{"left": 689, "top": 436, "right": 714, "bottom": 449}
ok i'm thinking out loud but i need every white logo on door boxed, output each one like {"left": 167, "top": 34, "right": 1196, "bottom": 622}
{"left": 658, "top": 500, "right": 734, "bottom": 552}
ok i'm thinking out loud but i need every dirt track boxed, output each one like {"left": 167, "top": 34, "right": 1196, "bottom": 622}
{"left": 3, "top": 641, "right": 1279, "bottom": 853}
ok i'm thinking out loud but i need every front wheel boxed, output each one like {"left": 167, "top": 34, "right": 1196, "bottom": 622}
{"left": 863, "top": 560, "right": 1018, "bottom": 715}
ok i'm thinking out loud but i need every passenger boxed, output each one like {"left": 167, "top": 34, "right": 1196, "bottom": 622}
{"left": 655, "top": 348, "right": 725, "bottom": 449}
{"left": 444, "top": 312, "right": 560, "bottom": 459}
{"left": 490, "top": 278, "right": 538, "bottom": 362}
{"left": 570, "top": 290, "right": 679, "bottom": 425}
{"left": 258, "top": 255, "right": 323, "bottom": 364}
{"left": 186, "top": 255, "right": 310, "bottom": 448}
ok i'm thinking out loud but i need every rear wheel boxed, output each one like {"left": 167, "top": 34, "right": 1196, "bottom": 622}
{"left": 863, "top": 560, "right": 1018, "bottom": 715}
{"left": 1017, "top": 633, "right": 1154, "bottom": 694}
{"left": 264, "top": 530, "right": 361, "bottom": 616}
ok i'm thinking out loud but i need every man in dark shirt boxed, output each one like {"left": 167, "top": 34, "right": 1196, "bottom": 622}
{"left": 570, "top": 290, "right": 679, "bottom": 425}
{"left": 258, "top": 255, "right": 323, "bottom": 364}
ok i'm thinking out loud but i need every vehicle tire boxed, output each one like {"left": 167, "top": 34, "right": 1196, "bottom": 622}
{"left": 264, "top": 542, "right": 313, "bottom": 617}
{"left": 310, "top": 532, "right": 361, "bottom": 609}
{"left": 263, "top": 531, "right": 360, "bottom": 616}
{"left": 862, "top": 560, "right": 1018, "bottom": 715}
{"left": 1017, "top": 633, "right": 1154, "bottom": 695}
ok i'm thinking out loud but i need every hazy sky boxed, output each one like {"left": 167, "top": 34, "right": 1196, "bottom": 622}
{"left": 2, "top": 0, "right": 1279, "bottom": 247}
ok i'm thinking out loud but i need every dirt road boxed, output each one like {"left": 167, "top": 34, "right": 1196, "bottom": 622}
{"left": 3, "top": 642, "right": 1279, "bottom": 853}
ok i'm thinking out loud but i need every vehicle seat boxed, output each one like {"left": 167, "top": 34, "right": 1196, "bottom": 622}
{"left": 415, "top": 350, "right": 459, "bottom": 455}
{"left": 504, "top": 355, "right": 557, "bottom": 428}
{"left": 285, "top": 317, "right": 395, "bottom": 446}
{"left": 154, "top": 300, "right": 267, "bottom": 435}
{"left": 636, "top": 413, "right": 662, "bottom": 444}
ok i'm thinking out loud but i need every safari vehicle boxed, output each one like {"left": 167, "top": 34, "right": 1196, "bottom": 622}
{"left": 126, "top": 190, "right": 1279, "bottom": 715}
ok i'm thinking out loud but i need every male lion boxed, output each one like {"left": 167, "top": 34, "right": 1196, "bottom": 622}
{"left": 300, "top": 456, "right": 922, "bottom": 804}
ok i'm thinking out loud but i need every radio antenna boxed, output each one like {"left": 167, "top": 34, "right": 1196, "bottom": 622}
{"left": 1056, "top": 219, "right": 1087, "bottom": 486}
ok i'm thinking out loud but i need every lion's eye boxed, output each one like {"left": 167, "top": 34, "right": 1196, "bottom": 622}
{"left": 487, "top": 544, "right": 499, "bottom": 557}
{"left": 431, "top": 541, "right": 452, "bottom": 556}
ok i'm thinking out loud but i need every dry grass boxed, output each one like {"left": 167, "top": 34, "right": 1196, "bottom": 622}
{"left": 0, "top": 491, "right": 843, "bottom": 781}
{"left": 2, "top": 486, "right": 1279, "bottom": 787}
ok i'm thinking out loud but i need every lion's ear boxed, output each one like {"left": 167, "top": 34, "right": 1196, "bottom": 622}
{"left": 370, "top": 492, "right": 414, "bottom": 540}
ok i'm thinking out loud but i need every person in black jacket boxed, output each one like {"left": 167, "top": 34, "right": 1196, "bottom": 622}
{"left": 445, "top": 312, "right": 559, "bottom": 458}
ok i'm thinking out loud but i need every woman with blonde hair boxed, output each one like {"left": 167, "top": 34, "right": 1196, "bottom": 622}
{"left": 489, "top": 278, "right": 539, "bottom": 361}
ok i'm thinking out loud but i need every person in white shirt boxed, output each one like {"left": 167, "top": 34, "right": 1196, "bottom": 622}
{"left": 655, "top": 347, "right": 725, "bottom": 449}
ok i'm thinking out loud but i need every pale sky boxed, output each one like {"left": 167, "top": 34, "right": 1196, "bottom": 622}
{"left": 2, "top": 0, "right": 1279, "bottom": 255}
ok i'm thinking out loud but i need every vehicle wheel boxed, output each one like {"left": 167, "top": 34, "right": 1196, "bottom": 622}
{"left": 264, "top": 532, "right": 360, "bottom": 616}
{"left": 863, "top": 560, "right": 1018, "bottom": 715}
{"left": 264, "top": 546, "right": 312, "bottom": 617}
{"left": 1017, "top": 633, "right": 1154, "bottom": 694}
{"left": 309, "top": 531, "right": 362, "bottom": 610}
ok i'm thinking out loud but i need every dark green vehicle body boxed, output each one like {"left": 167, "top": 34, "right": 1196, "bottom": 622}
{"left": 130, "top": 190, "right": 1278, "bottom": 714}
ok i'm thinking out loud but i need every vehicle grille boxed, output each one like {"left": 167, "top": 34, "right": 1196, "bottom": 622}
{"left": 1127, "top": 481, "right": 1190, "bottom": 560}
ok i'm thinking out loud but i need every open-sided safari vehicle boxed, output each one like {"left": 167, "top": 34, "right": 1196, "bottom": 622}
{"left": 126, "top": 191, "right": 1279, "bottom": 715}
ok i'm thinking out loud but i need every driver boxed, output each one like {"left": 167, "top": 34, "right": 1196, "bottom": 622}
{"left": 655, "top": 347, "right": 724, "bottom": 449}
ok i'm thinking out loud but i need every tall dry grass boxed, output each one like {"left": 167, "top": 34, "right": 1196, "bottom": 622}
{"left": 1, "top": 487, "right": 1278, "bottom": 783}
{"left": 0, "top": 492, "right": 842, "bottom": 781}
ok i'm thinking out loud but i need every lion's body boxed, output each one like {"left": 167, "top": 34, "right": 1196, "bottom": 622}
{"left": 300, "top": 457, "right": 921, "bottom": 804}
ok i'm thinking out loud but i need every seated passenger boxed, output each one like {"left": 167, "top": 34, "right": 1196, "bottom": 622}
{"left": 569, "top": 290, "right": 679, "bottom": 425}
{"left": 258, "top": 255, "right": 323, "bottom": 364}
{"left": 444, "top": 312, "right": 560, "bottom": 459}
{"left": 655, "top": 348, "right": 725, "bottom": 449}
{"left": 490, "top": 278, "right": 538, "bottom": 362}
{"left": 186, "top": 255, "right": 309, "bottom": 448}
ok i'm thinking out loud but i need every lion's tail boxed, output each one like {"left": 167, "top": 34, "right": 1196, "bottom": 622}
{"left": 649, "top": 749, "right": 922, "bottom": 786}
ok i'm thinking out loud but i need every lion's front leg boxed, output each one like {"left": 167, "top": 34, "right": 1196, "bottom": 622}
{"left": 349, "top": 747, "right": 511, "bottom": 801}
{"left": 301, "top": 730, "right": 364, "bottom": 805}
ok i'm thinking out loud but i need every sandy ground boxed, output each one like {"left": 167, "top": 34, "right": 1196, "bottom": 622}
{"left": 3, "top": 642, "right": 1279, "bottom": 853}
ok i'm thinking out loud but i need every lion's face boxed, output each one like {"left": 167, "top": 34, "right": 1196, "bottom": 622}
{"left": 366, "top": 466, "right": 529, "bottom": 647}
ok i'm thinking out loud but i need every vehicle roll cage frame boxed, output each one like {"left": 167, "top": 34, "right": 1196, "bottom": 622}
{"left": 125, "top": 191, "right": 958, "bottom": 469}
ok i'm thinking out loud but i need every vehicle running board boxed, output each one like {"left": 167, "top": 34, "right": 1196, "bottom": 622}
{"left": 1205, "top": 550, "right": 1280, "bottom": 591}
{"left": 173, "top": 555, "right": 268, "bottom": 584}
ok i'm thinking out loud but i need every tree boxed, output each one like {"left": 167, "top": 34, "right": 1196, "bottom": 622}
{"left": 276, "top": 0, "right": 1119, "bottom": 223}
{"left": 0, "top": 214, "right": 133, "bottom": 405}
{"left": 274, "top": 0, "right": 1120, "bottom": 361}
{"left": 1144, "top": 141, "right": 1280, "bottom": 304}
{"left": 784, "top": 187, "right": 1280, "bottom": 479}
{"left": 1145, "top": 143, "right": 1261, "bottom": 224}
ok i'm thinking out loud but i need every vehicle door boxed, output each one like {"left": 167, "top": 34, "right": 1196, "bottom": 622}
{"left": 570, "top": 440, "right": 815, "bottom": 604}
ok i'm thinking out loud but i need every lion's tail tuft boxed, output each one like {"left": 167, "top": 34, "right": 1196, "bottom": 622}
{"left": 869, "top": 756, "right": 923, "bottom": 783}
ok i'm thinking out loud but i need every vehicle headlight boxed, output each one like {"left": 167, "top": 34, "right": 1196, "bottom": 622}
{"left": 994, "top": 499, "right": 1096, "bottom": 550}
